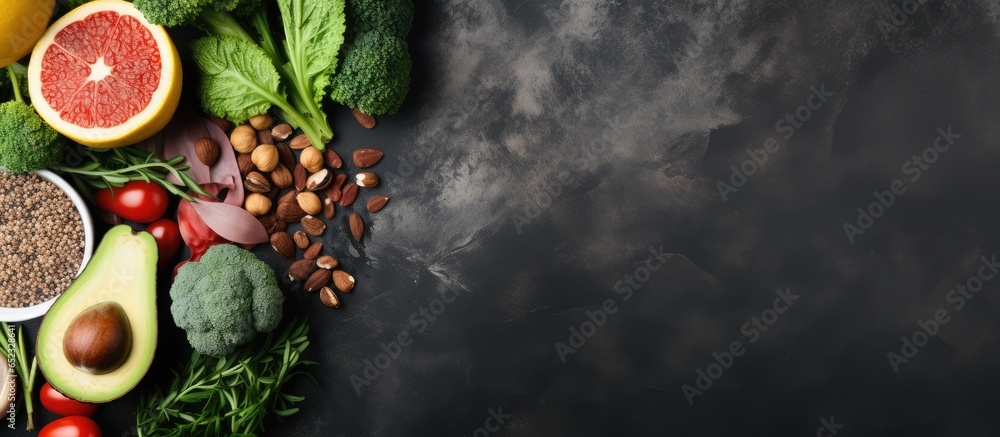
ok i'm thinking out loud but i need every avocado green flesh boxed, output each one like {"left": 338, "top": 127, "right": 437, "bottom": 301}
{"left": 36, "top": 225, "right": 158, "bottom": 403}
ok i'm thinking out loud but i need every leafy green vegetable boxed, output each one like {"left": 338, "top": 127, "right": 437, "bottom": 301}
{"left": 135, "top": 0, "right": 347, "bottom": 151}
{"left": 1, "top": 323, "right": 38, "bottom": 431}
{"left": 347, "top": 0, "right": 414, "bottom": 38}
{"left": 192, "top": 36, "right": 283, "bottom": 124}
{"left": 276, "top": 0, "right": 346, "bottom": 144}
{"left": 136, "top": 319, "right": 315, "bottom": 437}
{"left": 52, "top": 146, "right": 209, "bottom": 203}
{"left": 191, "top": 35, "right": 329, "bottom": 147}
{"left": 0, "top": 65, "right": 64, "bottom": 173}
{"left": 170, "top": 244, "right": 284, "bottom": 357}
{"left": 330, "top": 30, "right": 412, "bottom": 115}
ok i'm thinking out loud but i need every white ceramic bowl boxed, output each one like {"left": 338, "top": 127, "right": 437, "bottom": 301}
{"left": 0, "top": 170, "right": 95, "bottom": 322}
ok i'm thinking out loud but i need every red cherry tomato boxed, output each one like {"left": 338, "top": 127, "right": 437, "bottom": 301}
{"left": 146, "top": 218, "right": 181, "bottom": 269}
{"left": 40, "top": 383, "right": 98, "bottom": 417}
{"left": 38, "top": 416, "right": 102, "bottom": 437}
{"left": 94, "top": 181, "right": 168, "bottom": 224}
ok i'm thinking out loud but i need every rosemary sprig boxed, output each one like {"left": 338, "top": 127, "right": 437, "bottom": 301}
{"left": 51, "top": 146, "right": 210, "bottom": 203}
{"left": 1, "top": 323, "right": 38, "bottom": 431}
{"left": 136, "top": 319, "right": 316, "bottom": 437}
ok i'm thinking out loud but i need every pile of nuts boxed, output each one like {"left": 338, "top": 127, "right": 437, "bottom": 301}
{"left": 204, "top": 113, "right": 389, "bottom": 309}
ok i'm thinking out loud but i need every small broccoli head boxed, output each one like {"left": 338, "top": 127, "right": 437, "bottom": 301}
{"left": 133, "top": 0, "right": 213, "bottom": 27}
{"left": 330, "top": 31, "right": 411, "bottom": 116}
{"left": 0, "top": 101, "right": 64, "bottom": 173}
{"left": 212, "top": 0, "right": 261, "bottom": 17}
{"left": 170, "top": 244, "right": 284, "bottom": 356}
{"left": 347, "top": 0, "right": 413, "bottom": 38}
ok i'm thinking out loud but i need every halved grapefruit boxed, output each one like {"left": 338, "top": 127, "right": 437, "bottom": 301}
{"left": 27, "top": 0, "right": 181, "bottom": 149}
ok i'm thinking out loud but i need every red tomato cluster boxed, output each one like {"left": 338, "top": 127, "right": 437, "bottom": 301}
{"left": 38, "top": 383, "right": 101, "bottom": 437}
{"left": 93, "top": 181, "right": 184, "bottom": 270}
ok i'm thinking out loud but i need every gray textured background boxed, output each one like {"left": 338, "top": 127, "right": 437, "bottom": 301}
{"left": 19, "top": 0, "right": 1000, "bottom": 435}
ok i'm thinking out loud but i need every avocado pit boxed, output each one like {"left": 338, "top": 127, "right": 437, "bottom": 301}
{"left": 63, "top": 301, "right": 132, "bottom": 374}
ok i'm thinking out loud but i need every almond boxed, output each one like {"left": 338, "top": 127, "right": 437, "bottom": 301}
{"left": 276, "top": 141, "right": 296, "bottom": 170}
{"left": 290, "top": 134, "right": 312, "bottom": 150}
{"left": 332, "top": 270, "right": 355, "bottom": 293}
{"left": 340, "top": 182, "right": 359, "bottom": 207}
{"left": 270, "top": 232, "right": 295, "bottom": 259}
{"left": 271, "top": 164, "right": 293, "bottom": 189}
{"left": 288, "top": 259, "right": 317, "bottom": 281}
{"left": 349, "top": 213, "right": 364, "bottom": 242}
{"left": 293, "top": 231, "right": 310, "bottom": 250}
{"left": 272, "top": 124, "right": 293, "bottom": 142}
{"left": 304, "top": 242, "right": 323, "bottom": 260}
{"left": 353, "top": 148, "right": 384, "bottom": 168}
{"left": 366, "top": 195, "right": 389, "bottom": 213}
{"left": 208, "top": 115, "right": 232, "bottom": 133}
{"left": 293, "top": 164, "right": 308, "bottom": 191}
{"left": 317, "top": 255, "right": 339, "bottom": 270}
{"left": 237, "top": 153, "right": 256, "bottom": 176}
{"left": 257, "top": 128, "right": 274, "bottom": 147}
{"left": 195, "top": 137, "right": 220, "bottom": 166}
{"left": 355, "top": 172, "right": 379, "bottom": 188}
{"left": 320, "top": 286, "right": 341, "bottom": 308}
{"left": 244, "top": 171, "right": 271, "bottom": 193}
{"left": 323, "top": 198, "right": 336, "bottom": 219}
{"left": 277, "top": 202, "right": 307, "bottom": 223}
{"left": 324, "top": 149, "right": 343, "bottom": 169}
{"left": 325, "top": 174, "right": 347, "bottom": 202}
{"left": 258, "top": 213, "right": 286, "bottom": 235}
{"left": 306, "top": 169, "right": 333, "bottom": 191}
{"left": 301, "top": 215, "right": 327, "bottom": 236}
{"left": 278, "top": 189, "right": 299, "bottom": 206}
{"left": 352, "top": 109, "right": 376, "bottom": 129}
{"left": 305, "top": 269, "right": 332, "bottom": 292}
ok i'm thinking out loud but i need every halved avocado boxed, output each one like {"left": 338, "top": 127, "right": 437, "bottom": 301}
{"left": 36, "top": 225, "right": 157, "bottom": 403}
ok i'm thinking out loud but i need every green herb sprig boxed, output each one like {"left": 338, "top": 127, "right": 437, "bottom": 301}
{"left": 1, "top": 323, "right": 38, "bottom": 431}
{"left": 136, "top": 319, "right": 316, "bottom": 437}
{"left": 52, "top": 146, "right": 210, "bottom": 203}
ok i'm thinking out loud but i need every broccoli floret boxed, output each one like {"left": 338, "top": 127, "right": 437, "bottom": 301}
{"left": 330, "top": 30, "right": 411, "bottom": 116}
{"left": 170, "top": 244, "right": 284, "bottom": 357}
{"left": 132, "top": 0, "right": 212, "bottom": 27}
{"left": 347, "top": 0, "right": 413, "bottom": 38}
{"left": 0, "top": 66, "right": 64, "bottom": 174}
{"left": 213, "top": 0, "right": 261, "bottom": 17}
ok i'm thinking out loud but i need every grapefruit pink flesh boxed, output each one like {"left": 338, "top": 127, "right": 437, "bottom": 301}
{"left": 40, "top": 11, "right": 161, "bottom": 130}
{"left": 28, "top": 0, "right": 181, "bottom": 149}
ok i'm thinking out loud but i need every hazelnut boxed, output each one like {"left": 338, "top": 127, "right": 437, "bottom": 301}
{"left": 244, "top": 193, "right": 272, "bottom": 217}
{"left": 230, "top": 124, "right": 257, "bottom": 153}
{"left": 251, "top": 144, "right": 279, "bottom": 172}
{"left": 300, "top": 147, "right": 324, "bottom": 173}
{"left": 250, "top": 113, "right": 273, "bottom": 130}
{"left": 297, "top": 191, "right": 323, "bottom": 216}
{"left": 271, "top": 164, "right": 293, "bottom": 189}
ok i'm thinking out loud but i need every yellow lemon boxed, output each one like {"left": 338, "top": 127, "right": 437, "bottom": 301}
{"left": 0, "top": 0, "right": 55, "bottom": 67}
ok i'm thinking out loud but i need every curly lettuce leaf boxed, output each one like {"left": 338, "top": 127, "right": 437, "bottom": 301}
{"left": 190, "top": 36, "right": 285, "bottom": 124}
{"left": 277, "top": 0, "right": 346, "bottom": 107}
